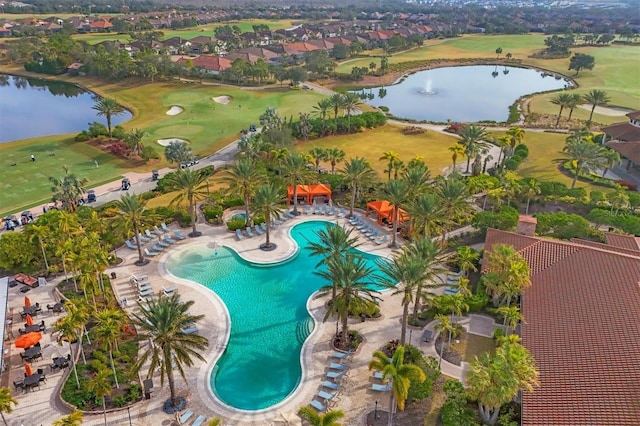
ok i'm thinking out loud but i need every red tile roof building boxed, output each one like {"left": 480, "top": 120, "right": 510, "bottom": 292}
{"left": 483, "top": 227, "right": 640, "bottom": 425}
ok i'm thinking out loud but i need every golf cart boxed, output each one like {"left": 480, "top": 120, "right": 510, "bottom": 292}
{"left": 121, "top": 178, "right": 131, "bottom": 190}
{"left": 4, "top": 215, "right": 18, "bottom": 231}
{"left": 20, "top": 211, "right": 33, "bottom": 225}
{"left": 87, "top": 190, "right": 97, "bottom": 203}
{"left": 152, "top": 170, "right": 160, "bottom": 181}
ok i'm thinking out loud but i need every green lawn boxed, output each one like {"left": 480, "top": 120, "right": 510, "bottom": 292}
{"left": 295, "top": 125, "right": 459, "bottom": 178}
{"left": 0, "top": 81, "right": 323, "bottom": 216}
{"left": 449, "top": 332, "right": 495, "bottom": 363}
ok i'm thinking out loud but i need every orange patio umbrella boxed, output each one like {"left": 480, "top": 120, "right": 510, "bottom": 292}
{"left": 24, "top": 296, "right": 31, "bottom": 307}
{"left": 24, "top": 363, "right": 33, "bottom": 376}
{"left": 15, "top": 332, "right": 42, "bottom": 349}
{"left": 25, "top": 314, "right": 33, "bottom": 327}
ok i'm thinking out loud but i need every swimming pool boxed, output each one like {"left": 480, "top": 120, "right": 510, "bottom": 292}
{"left": 164, "top": 221, "right": 387, "bottom": 410}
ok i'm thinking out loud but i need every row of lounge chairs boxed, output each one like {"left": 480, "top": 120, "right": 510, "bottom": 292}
{"left": 309, "top": 351, "right": 352, "bottom": 412}
{"left": 444, "top": 270, "right": 463, "bottom": 295}
{"left": 124, "top": 223, "right": 186, "bottom": 254}
{"left": 347, "top": 215, "right": 388, "bottom": 245}
{"left": 235, "top": 211, "right": 298, "bottom": 240}
{"left": 371, "top": 370, "right": 393, "bottom": 392}
{"left": 177, "top": 409, "right": 207, "bottom": 426}
{"left": 304, "top": 204, "right": 346, "bottom": 217}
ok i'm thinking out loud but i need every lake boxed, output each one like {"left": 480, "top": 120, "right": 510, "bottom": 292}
{"left": 0, "top": 74, "right": 132, "bottom": 143}
{"left": 355, "top": 65, "right": 572, "bottom": 123}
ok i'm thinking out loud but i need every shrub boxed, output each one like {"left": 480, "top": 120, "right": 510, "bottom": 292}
{"left": 88, "top": 121, "right": 109, "bottom": 137}
{"left": 175, "top": 210, "right": 192, "bottom": 227}
{"left": 589, "top": 190, "right": 605, "bottom": 205}
{"left": 112, "top": 396, "right": 127, "bottom": 407}
{"left": 226, "top": 217, "right": 246, "bottom": 231}
{"left": 444, "top": 123, "right": 464, "bottom": 134}
{"left": 154, "top": 206, "right": 177, "bottom": 221}
{"left": 75, "top": 131, "right": 90, "bottom": 142}
{"left": 539, "top": 181, "right": 569, "bottom": 197}
{"left": 222, "top": 197, "right": 244, "bottom": 209}
{"left": 616, "top": 179, "right": 638, "bottom": 191}
{"left": 465, "top": 292, "right": 489, "bottom": 312}
{"left": 140, "top": 191, "right": 157, "bottom": 201}
{"left": 472, "top": 206, "right": 519, "bottom": 236}
{"left": 513, "top": 144, "right": 529, "bottom": 158}
{"left": 493, "top": 327, "right": 505, "bottom": 341}
{"left": 112, "top": 125, "right": 126, "bottom": 140}
{"left": 203, "top": 205, "right": 223, "bottom": 222}
{"left": 534, "top": 211, "right": 601, "bottom": 240}
{"left": 379, "top": 106, "right": 389, "bottom": 112}
{"left": 628, "top": 192, "right": 640, "bottom": 208}
{"left": 440, "top": 379, "right": 478, "bottom": 426}
{"left": 141, "top": 145, "right": 160, "bottom": 160}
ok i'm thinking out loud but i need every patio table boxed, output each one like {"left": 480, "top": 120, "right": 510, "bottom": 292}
{"left": 22, "top": 306, "right": 39, "bottom": 316}
{"left": 53, "top": 357, "right": 70, "bottom": 369}
{"left": 23, "top": 347, "right": 41, "bottom": 359}
{"left": 24, "top": 324, "right": 43, "bottom": 333}
{"left": 23, "top": 373, "right": 41, "bottom": 388}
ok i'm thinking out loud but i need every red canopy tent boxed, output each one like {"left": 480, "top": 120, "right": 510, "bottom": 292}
{"left": 287, "top": 184, "right": 332, "bottom": 205}
{"left": 366, "top": 200, "right": 409, "bottom": 225}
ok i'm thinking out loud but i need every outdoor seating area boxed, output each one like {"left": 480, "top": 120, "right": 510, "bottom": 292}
{"left": 235, "top": 210, "right": 301, "bottom": 240}
{"left": 444, "top": 271, "right": 463, "bottom": 295}
{"left": 177, "top": 409, "right": 208, "bottom": 425}
{"left": 370, "top": 369, "right": 392, "bottom": 392}
{"left": 124, "top": 223, "right": 185, "bottom": 256}
{"left": 347, "top": 215, "right": 388, "bottom": 245}
{"left": 306, "top": 351, "right": 352, "bottom": 412}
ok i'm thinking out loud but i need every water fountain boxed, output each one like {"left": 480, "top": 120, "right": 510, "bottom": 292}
{"left": 421, "top": 79, "right": 437, "bottom": 95}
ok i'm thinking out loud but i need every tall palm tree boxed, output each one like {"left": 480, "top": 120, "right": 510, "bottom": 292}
{"left": 53, "top": 410, "right": 83, "bottom": 426}
{"left": 92, "top": 97, "right": 125, "bottom": 138}
{"left": 307, "top": 223, "right": 360, "bottom": 298}
{"left": 520, "top": 179, "right": 541, "bottom": 215}
{"left": 458, "top": 125, "right": 489, "bottom": 174}
{"left": 341, "top": 92, "right": 362, "bottom": 127}
{"left": 253, "top": 184, "right": 283, "bottom": 249}
{"left": 401, "top": 161, "right": 431, "bottom": 195}
{"left": 405, "top": 236, "right": 447, "bottom": 320}
{"left": 583, "top": 89, "right": 611, "bottom": 122}
{"left": 284, "top": 153, "right": 312, "bottom": 215}
{"left": 557, "top": 137, "right": 607, "bottom": 188}
{"left": 325, "top": 147, "right": 346, "bottom": 174}
{"left": 496, "top": 305, "right": 523, "bottom": 335}
{"left": 54, "top": 309, "right": 82, "bottom": 388}
{"left": 309, "top": 147, "right": 327, "bottom": 171}
{"left": 94, "top": 309, "right": 126, "bottom": 389}
{"left": 166, "top": 169, "right": 209, "bottom": 237}
{"left": 223, "top": 158, "right": 263, "bottom": 226}
{"left": 379, "top": 179, "right": 410, "bottom": 248}
{"left": 448, "top": 144, "right": 465, "bottom": 172}
{"left": 550, "top": 92, "right": 573, "bottom": 127}
{"left": 455, "top": 246, "right": 479, "bottom": 277}
{"left": 313, "top": 97, "right": 332, "bottom": 121}
{"left": 368, "top": 346, "right": 426, "bottom": 426}
{"left": 566, "top": 93, "right": 582, "bottom": 121}
{"left": 379, "top": 151, "right": 400, "bottom": 181}
{"left": 506, "top": 126, "right": 525, "bottom": 157}
{"left": 113, "top": 193, "right": 148, "bottom": 265}
{"left": 377, "top": 250, "right": 423, "bottom": 344}
{"left": 132, "top": 294, "right": 209, "bottom": 410}
{"left": 124, "top": 128, "right": 146, "bottom": 156}
{"left": 0, "top": 387, "right": 17, "bottom": 426}
{"left": 601, "top": 148, "right": 621, "bottom": 177}
{"left": 49, "top": 165, "right": 88, "bottom": 213}
{"left": 87, "top": 368, "right": 113, "bottom": 426}
{"left": 26, "top": 223, "right": 50, "bottom": 271}
{"left": 328, "top": 93, "right": 344, "bottom": 121}
{"left": 434, "top": 314, "right": 454, "bottom": 366}
{"left": 315, "top": 252, "right": 376, "bottom": 346}
{"left": 340, "top": 157, "right": 375, "bottom": 218}
{"left": 435, "top": 177, "right": 470, "bottom": 245}
{"left": 407, "top": 194, "right": 442, "bottom": 238}
{"left": 483, "top": 243, "right": 531, "bottom": 307}
{"left": 297, "top": 407, "right": 345, "bottom": 426}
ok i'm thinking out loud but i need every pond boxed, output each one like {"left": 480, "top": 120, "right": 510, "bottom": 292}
{"left": 0, "top": 74, "right": 132, "bottom": 143}
{"left": 355, "top": 65, "right": 572, "bottom": 123}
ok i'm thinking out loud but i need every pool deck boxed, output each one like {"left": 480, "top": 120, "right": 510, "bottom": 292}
{"left": 5, "top": 210, "right": 467, "bottom": 425}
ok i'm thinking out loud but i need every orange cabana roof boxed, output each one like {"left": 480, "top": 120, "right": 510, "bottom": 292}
{"left": 287, "top": 184, "right": 332, "bottom": 203}
{"left": 366, "top": 200, "right": 409, "bottom": 224}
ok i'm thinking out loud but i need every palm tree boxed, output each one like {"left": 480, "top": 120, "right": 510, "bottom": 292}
{"left": 223, "top": 159, "right": 263, "bottom": 226}
{"left": 284, "top": 153, "right": 312, "bottom": 215}
{"left": 328, "top": 93, "right": 344, "bottom": 121}
{"left": 297, "top": 407, "right": 345, "bottom": 426}
{"left": 583, "top": 89, "right": 611, "bottom": 122}
{"left": 253, "top": 184, "right": 283, "bottom": 249}
{"left": 379, "top": 151, "right": 400, "bottom": 181}
{"left": 566, "top": 93, "right": 582, "bottom": 121}
{"left": 496, "top": 305, "right": 523, "bottom": 335}
{"left": 124, "top": 128, "right": 146, "bottom": 156}
{"left": 368, "top": 346, "right": 426, "bottom": 426}
{"left": 506, "top": 126, "right": 525, "bottom": 157}
{"left": 113, "top": 193, "right": 148, "bottom": 265}
{"left": 92, "top": 97, "right": 125, "bottom": 138}
{"left": 315, "top": 252, "right": 376, "bottom": 346}
{"left": 458, "top": 125, "right": 489, "bottom": 174}
{"left": 601, "top": 148, "right": 621, "bottom": 177}
{"left": 483, "top": 243, "right": 531, "bottom": 307}
{"left": 558, "top": 137, "right": 607, "bottom": 188}
{"left": 550, "top": 92, "right": 573, "bottom": 127}
{"left": 455, "top": 246, "right": 479, "bottom": 277}
{"left": 379, "top": 179, "right": 410, "bottom": 248}
{"left": 307, "top": 223, "right": 360, "bottom": 298}
{"left": 26, "top": 223, "right": 50, "bottom": 271}
{"left": 404, "top": 236, "right": 447, "bottom": 321}
{"left": 313, "top": 98, "right": 332, "bottom": 121}
{"left": 131, "top": 293, "right": 209, "bottom": 410}
{"left": 437, "top": 293, "right": 469, "bottom": 349}
{"left": 309, "top": 147, "right": 327, "bottom": 171}
{"left": 94, "top": 309, "right": 126, "bottom": 389}
{"left": 401, "top": 160, "right": 431, "bottom": 194}
{"left": 520, "top": 179, "right": 541, "bottom": 215}
{"left": 269, "top": 147, "right": 289, "bottom": 175}
{"left": 87, "top": 368, "right": 112, "bottom": 426}
{"left": 54, "top": 310, "right": 82, "bottom": 388}
{"left": 341, "top": 157, "right": 375, "bottom": 218}
{"left": 407, "top": 194, "right": 442, "bottom": 238}
{"left": 49, "top": 165, "right": 88, "bottom": 213}
{"left": 448, "top": 144, "right": 465, "bottom": 172}
{"left": 325, "top": 147, "right": 346, "bottom": 174}
{"left": 53, "top": 411, "right": 83, "bottom": 426}
{"left": 341, "top": 92, "right": 362, "bottom": 127}
{"left": 0, "top": 387, "right": 17, "bottom": 426}
{"left": 377, "top": 250, "right": 424, "bottom": 344}
{"left": 435, "top": 177, "right": 471, "bottom": 245}
{"left": 434, "top": 314, "right": 454, "bottom": 366}
{"left": 166, "top": 169, "right": 209, "bottom": 237}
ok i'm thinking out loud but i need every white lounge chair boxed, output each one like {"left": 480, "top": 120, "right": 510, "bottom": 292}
{"left": 150, "top": 242, "right": 164, "bottom": 252}
{"left": 304, "top": 205, "right": 311, "bottom": 215}
{"left": 157, "top": 238, "right": 170, "bottom": 248}
{"left": 154, "top": 225, "right": 165, "bottom": 235}
{"left": 144, "top": 248, "right": 159, "bottom": 257}
{"left": 161, "top": 222, "right": 171, "bottom": 232}
{"left": 137, "top": 233, "right": 150, "bottom": 243}
{"left": 145, "top": 229, "right": 157, "bottom": 239}
{"left": 125, "top": 240, "right": 137, "bottom": 250}
{"left": 164, "top": 234, "right": 177, "bottom": 244}
{"left": 139, "top": 288, "right": 154, "bottom": 297}
{"left": 173, "top": 231, "right": 186, "bottom": 240}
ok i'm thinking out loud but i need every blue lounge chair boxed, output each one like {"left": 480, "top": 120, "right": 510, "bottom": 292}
{"left": 310, "top": 399, "right": 326, "bottom": 412}
{"left": 254, "top": 225, "right": 264, "bottom": 235}
{"left": 245, "top": 227, "right": 255, "bottom": 237}
{"left": 191, "top": 415, "right": 206, "bottom": 426}
{"left": 178, "top": 410, "right": 193, "bottom": 424}
{"left": 161, "top": 222, "right": 171, "bottom": 232}
{"left": 182, "top": 324, "right": 198, "bottom": 335}
{"left": 320, "top": 205, "right": 327, "bottom": 215}
{"left": 329, "top": 362, "right": 348, "bottom": 370}
{"left": 368, "top": 230, "right": 380, "bottom": 240}
{"left": 278, "top": 212, "right": 288, "bottom": 221}
{"left": 318, "top": 390, "right": 337, "bottom": 400}
{"left": 305, "top": 205, "right": 312, "bottom": 215}
{"left": 348, "top": 215, "right": 358, "bottom": 224}
{"left": 313, "top": 205, "right": 320, "bottom": 214}
{"left": 154, "top": 225, "right": 165, "bottom": 235}
{"left": 132, "top": 274, "right": 148, "bottom": 281}
{"left": 322, "top": 380, "right": 340, "bottom": 390}
{"left": 162, "top": 286, "right": 177, "bottom": 295}
{"left": 173, "top": 231, "right": 186, "bottom": 240}
{"left": 144, "top": 248, "right": 159, "bottom": 257}
{"left": 150, "top": 243, "right": 164, "bottom": 252}
{"left": 286, "top": 210, "right": 295, "bottom": 219}
{"left": 160, "top": 235, "right": 173, "bottom": 245}
{"left": 372, "top": 383, "right": 392, "bottom": 392}
{"left": 337, "top": 208, "right": 345, "bottom": 218}
{"left": 145, "top": 229, "right": 157, "bottom": 238}
{"left": 157, "top": 238, "right": 170, "bottom": 248}
{"left": 236, "top": 229, "right": 245, "bottom": 240}
{"left": 374, "top": 371, "right": 384, "bottom": 380}
{"left": 331, "top": 351, "right": 351, "bottom": 359}
{"left": 375, "top": 235, "right": 388, "bottom": 245}
{"left": 137, "top": 233, "right": 150, "bottom": 243}
{"left": 328, "top": 205, "right": 336, "bottom": 215}
{"left": 139, "top": 288, "right": 154, "bottom": 297}
{"left": 326, "top": 371, "right": 345, "bottom": 380}
{"left": 125, "top": 240, "right": 137, "bottom": 250}
{"left": 445, "top": 287, "right": 459, "bottom": 295}
{"left": 273, "top": 218, "right": 283, "bottom": 226}
{"left": 260, "top": 223, "right": 267, "bottom": 232}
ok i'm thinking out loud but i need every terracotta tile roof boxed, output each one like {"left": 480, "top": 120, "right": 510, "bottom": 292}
{"left": 484, "top": 229, "right": 640, "bottom": 426}
{"left": 602, "top": 122, "right": 640, "bottom": 142}
{"left": 627, "top": 110, "right": 640, "bottom": 120}
{"left": 175, "top": 55, "right": 231, "bottom": 71}
{"left": 606, "top": 141, "right": 640, "bottom": 164}
{"left": 571, "top": 238, "right": 640, "bottom": 256}
{"left": 605, "top": 232, "right": 640, "bottom": 251}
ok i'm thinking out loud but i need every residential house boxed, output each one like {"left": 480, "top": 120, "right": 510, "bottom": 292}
{"left": 175, "top": 55, "right": 232, "bottom": 75}
{"left": 603, "top": 111, "right": 640, "bottom": 171}
{"left": 89, "top": 19, "right": 113, "bottom": 32}
{"left": 483, "top": 219, "right": 640, "bottom": 426}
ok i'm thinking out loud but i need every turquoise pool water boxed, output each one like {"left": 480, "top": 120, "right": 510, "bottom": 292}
{"left": 164, "top": 221, "right": 387, "bottom": 410}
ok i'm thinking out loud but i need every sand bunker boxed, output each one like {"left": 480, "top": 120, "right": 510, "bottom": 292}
{"left": 157, "top": 138, "right": 188, "bottom": 147}
{"left": 578, "top": 104, "right": 633, "bottom": 117}
{"left": 212, "top": 96, "right": 231, "bottom": 105}
{"left": 166, "top": 106, "right": 184, "bottom": 116}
